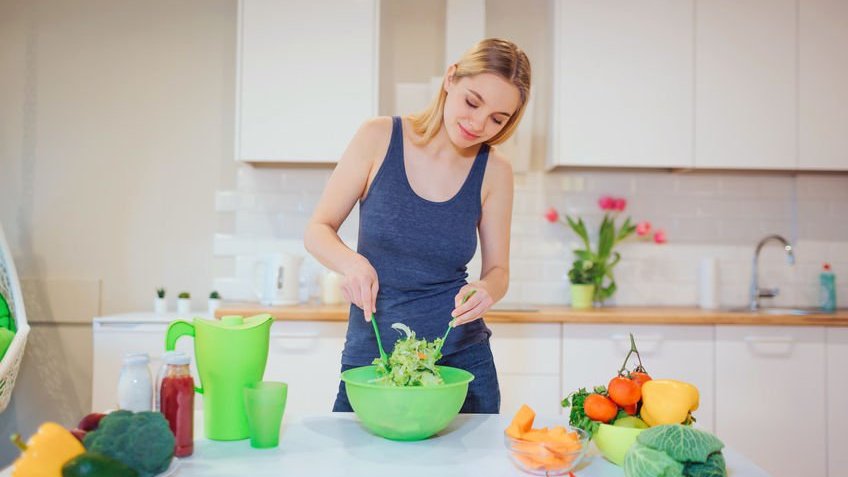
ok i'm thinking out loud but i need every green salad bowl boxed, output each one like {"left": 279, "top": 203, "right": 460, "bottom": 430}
{"left": 340, "top": 365, "right": 474, "bottom": 441}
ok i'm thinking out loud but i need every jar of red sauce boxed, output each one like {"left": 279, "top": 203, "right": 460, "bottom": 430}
{"left": 159, "top": 353, "right": 194, "bottom": 457}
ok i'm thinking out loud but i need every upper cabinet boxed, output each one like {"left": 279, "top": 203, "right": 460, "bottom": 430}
{"left": 551, "top": 0, "right": 847, "bottom": 171}
{"left": 236, "top": 0, "right": 379, "bottom": 163}
{"left": 549, "top": 0, "right": 694, "bottom": 169}
{"left": 695, "top": 0, "right": 797, "bottom": 170}
{"left": 799, "top": 0, "right": 848, "bottom": 171}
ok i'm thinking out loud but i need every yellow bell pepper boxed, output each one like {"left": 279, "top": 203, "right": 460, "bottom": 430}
{"left": 640, "top": 379, "right": 700, "bottom": 427}
{"left": 11, "top": 422, "right": 85, "bottom": 477}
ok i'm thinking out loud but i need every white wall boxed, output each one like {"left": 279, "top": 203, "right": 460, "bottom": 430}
{"left": 0, "top": 0, "right": 237, "bottom": 465}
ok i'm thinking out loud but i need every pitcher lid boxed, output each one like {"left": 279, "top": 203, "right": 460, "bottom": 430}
{"left": 197, "top": 313, "right": 273, "bottom": 330}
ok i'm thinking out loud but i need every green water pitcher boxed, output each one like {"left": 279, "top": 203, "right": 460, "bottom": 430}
{"left": 165, "top": 314, "right": 272, "bottom": 441}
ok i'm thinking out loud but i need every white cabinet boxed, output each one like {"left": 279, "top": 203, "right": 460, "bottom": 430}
{"left": 695, "top": 0, "right": 797, "bottom": 170}
{"left": 263, "top": 321, "right": 346, "bottom": 414}
{"left": 827, "top": 328, "right": 848, "bottom": 476}
{"left": 236, "top": 0, "right": 379, "bottom": 162}
{"left": 489, "top": 323, "right": 562, "bottom": 417}
{"left": 799, "top": 0, "right": 848, "bottom": 171}
{"left": 562, "top": 324, "right": 715, "bottom": 432}
{"left": 550, "top": 0, "right": 693, "bottom": 169}
{"left": 715, "top": 326, "right": 827, "bottom": 477}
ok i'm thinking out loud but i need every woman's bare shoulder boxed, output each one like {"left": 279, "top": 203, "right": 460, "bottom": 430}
{"left": 356, "top": 116, "right": 394, "bottom": 145}
{"left": 484, "top": 146, "right": 515, "bottom": 185}
{"left": 341, "top": 116, "right": 394, "bottom": 169}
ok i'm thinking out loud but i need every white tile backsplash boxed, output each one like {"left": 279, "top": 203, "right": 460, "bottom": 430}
{"left": 216, "top": 165, "right": 848, "bottom": 307}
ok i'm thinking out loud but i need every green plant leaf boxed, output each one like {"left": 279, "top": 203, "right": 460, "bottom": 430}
{"left": 607, "top": 252, "right": 621, "bottom": 270}
{"left": 598, "top": 215, "right": 616, "bottom": 260}
{"left": 574, "top": 249, "right": 594, "bottom": 261}
{"left": 616, "top": 216, "right": 636, "bottom": 243}
{"left": 599, "top": 280, "right": 617, "bottom": 300}
{"left": 566, "top": 215, "right": 592, "bottom": 251}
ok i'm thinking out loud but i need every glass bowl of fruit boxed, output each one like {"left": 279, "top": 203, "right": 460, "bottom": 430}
{"left": 504, "top": 411, "right": 590, "bottom": 476}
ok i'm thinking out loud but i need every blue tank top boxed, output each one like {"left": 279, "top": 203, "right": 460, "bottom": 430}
{"left": 341, "top": 116, "right": 492, "bottom": 365}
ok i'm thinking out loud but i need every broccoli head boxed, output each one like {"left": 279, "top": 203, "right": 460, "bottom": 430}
{"left": 82, "top": 410, "right": 174, "bottom": 477}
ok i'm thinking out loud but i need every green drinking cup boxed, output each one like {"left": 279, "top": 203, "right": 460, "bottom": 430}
{"left": 243, "top": 381, "right": 288, "bottom": 448}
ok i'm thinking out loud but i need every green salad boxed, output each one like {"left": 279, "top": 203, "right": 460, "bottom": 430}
{"left": 372, "top": 323, "right": 445, "bottom": 386}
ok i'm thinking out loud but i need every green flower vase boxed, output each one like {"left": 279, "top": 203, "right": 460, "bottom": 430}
{"left": 570, "top": 284, "right": 595, "bottom": 309}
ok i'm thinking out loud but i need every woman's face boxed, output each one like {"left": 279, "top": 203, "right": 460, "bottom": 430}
{"left": 442, "top": 71, "right": 521, "bottom": 148}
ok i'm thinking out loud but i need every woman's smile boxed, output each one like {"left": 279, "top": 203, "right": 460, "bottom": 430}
{"left": 458, "top": 122, "right": 480, "bottom": 141}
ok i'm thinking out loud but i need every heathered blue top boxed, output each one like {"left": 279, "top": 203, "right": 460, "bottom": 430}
{"left": 341, "top": 116, "right": 492, "bottom": 365}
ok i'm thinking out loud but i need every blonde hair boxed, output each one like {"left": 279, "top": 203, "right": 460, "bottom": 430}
{"left": 409, "top": 38, "right": 531, "bottom": 146}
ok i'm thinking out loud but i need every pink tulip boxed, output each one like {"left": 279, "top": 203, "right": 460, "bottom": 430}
{"left": 613, "top": 198, "right": 627, "bottom": 211}
{"left": 636, "top": 221, "right": 652, "bottom": 236}
{"left": 653, "top": 229, "right": 667, "bottom": 244}
{"left": 544, "top": 207, "right": 559, "bottom": 223}
{"left": 598, "top": 196, "right": 616, "bottom": 211}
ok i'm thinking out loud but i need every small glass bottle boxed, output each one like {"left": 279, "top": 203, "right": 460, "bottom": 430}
{"left": 159, "top": 353, "right": 194, "bottom": 457}
{"left": 154, "top": 351, "right": 181, "bottom": 412}
{"left": 118, "top": 353, "right": 153, "bottom": 411}
{"left": 820, "top": 262, "right": 837, "bottom": 313}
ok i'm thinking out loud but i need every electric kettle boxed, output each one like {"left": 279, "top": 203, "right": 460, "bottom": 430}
{"left": 165, "top": 314, "right": 273, "bottom": 440}
{"left": 254, "top": 253, "right": 303, "bottom": 305}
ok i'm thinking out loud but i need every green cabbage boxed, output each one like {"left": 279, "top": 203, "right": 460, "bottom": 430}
{"left": 624, "top": 425, "right": 727, "bottom": 477}
{"left": 638, "top": 425, "right": 725, "bottom": 463}
{"left": 371, "top": 323, "right": 444, "bottom": 386}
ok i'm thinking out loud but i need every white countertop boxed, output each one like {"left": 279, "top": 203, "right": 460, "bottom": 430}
{"left": 2, "top": 413, "right": 768, "bottom": 477}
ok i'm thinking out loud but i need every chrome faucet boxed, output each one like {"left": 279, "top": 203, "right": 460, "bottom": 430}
{"left": 749, "top": 234, "right": 795, "bottom": 311}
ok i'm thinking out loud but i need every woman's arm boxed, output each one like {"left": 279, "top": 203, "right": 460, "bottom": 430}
{"left": 304, "top": 117, "right": 391, "bottom": 320}
{"left": 451, "top": 149, "right": 514, "bottom": 326}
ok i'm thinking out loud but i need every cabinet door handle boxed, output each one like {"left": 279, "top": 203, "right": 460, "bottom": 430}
{"left": 610, "top": 334, "right": 663, "bottom": 342}
{"left": 743, "top": 336, "right": 795, "bottom": 356}
{"left": 271, "top": 331, "right": 320, "bottom": 339}
{"left": 610, "top": 334, "right": 663, "bottom": 355}
{"left": 743, "top": 336, "right": 794, "bottom": 344}
{"left": 97, "top": 325, "right": 166, "bottom": 333}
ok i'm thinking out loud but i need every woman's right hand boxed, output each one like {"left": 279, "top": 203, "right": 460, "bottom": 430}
{"left": 340, "top": 254, "right": 379, "bottom": 321}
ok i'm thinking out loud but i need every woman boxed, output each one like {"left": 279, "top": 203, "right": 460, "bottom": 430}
{"left": 304, "top": 38, "right": 531, "bottom": 413}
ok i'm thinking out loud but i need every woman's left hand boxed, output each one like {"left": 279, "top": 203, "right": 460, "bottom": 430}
{"left": 451, "top": 282, "right": 494, "bottom": 327}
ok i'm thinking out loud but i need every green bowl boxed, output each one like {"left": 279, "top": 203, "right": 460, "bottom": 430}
{"left": 594, "top": 423, "right": 646, "bottom": 466}
{"left": 340, "top": 365, "right": 474, "bottom": 441}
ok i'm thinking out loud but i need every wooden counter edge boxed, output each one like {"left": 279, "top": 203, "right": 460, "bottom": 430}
{"left": 215, "top": 304, "right": 848, "bottom": 327}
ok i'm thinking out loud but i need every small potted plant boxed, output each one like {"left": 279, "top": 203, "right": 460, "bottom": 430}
{"left": 177, "top": 291, "right": 191, "bottom": 314}
{"left": 208, "top": 290, "right": 221, "bottom": 314}
{"left": 568, "top": 259, "right": 597, "bottom": 309}
{"left": 154, "top": 288, "right": 167, "bottom": 314}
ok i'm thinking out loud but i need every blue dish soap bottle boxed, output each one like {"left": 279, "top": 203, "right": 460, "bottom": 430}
{"left": 820, "top": 263, "right": 836, "bottom": 313}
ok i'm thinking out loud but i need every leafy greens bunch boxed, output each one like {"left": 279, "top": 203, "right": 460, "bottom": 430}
{"left": 372, "top": 323, "right": 444, "bottom": 387}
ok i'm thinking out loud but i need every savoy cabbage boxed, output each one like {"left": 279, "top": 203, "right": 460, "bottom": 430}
{"left": 624, "top": 425, "right": 726, "bottom": 477}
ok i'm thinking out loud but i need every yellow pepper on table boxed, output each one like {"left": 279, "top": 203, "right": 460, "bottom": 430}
{"left": 10, "top": 422, "right": 85, "bottom": 477}
{"left": 639, "top": 379, "right": 700, "bottom": 427}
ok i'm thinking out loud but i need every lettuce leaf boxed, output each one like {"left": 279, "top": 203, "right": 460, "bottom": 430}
{"left": 371, "top": 323, "right": 444, "bottom": 386}
{"left": 624, "top": 442, "right": 685, "bottom": 477}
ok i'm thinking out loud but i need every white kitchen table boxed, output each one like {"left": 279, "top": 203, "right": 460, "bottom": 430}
{"left": 2, "top": 413, "right": 768, "bottom": 477}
